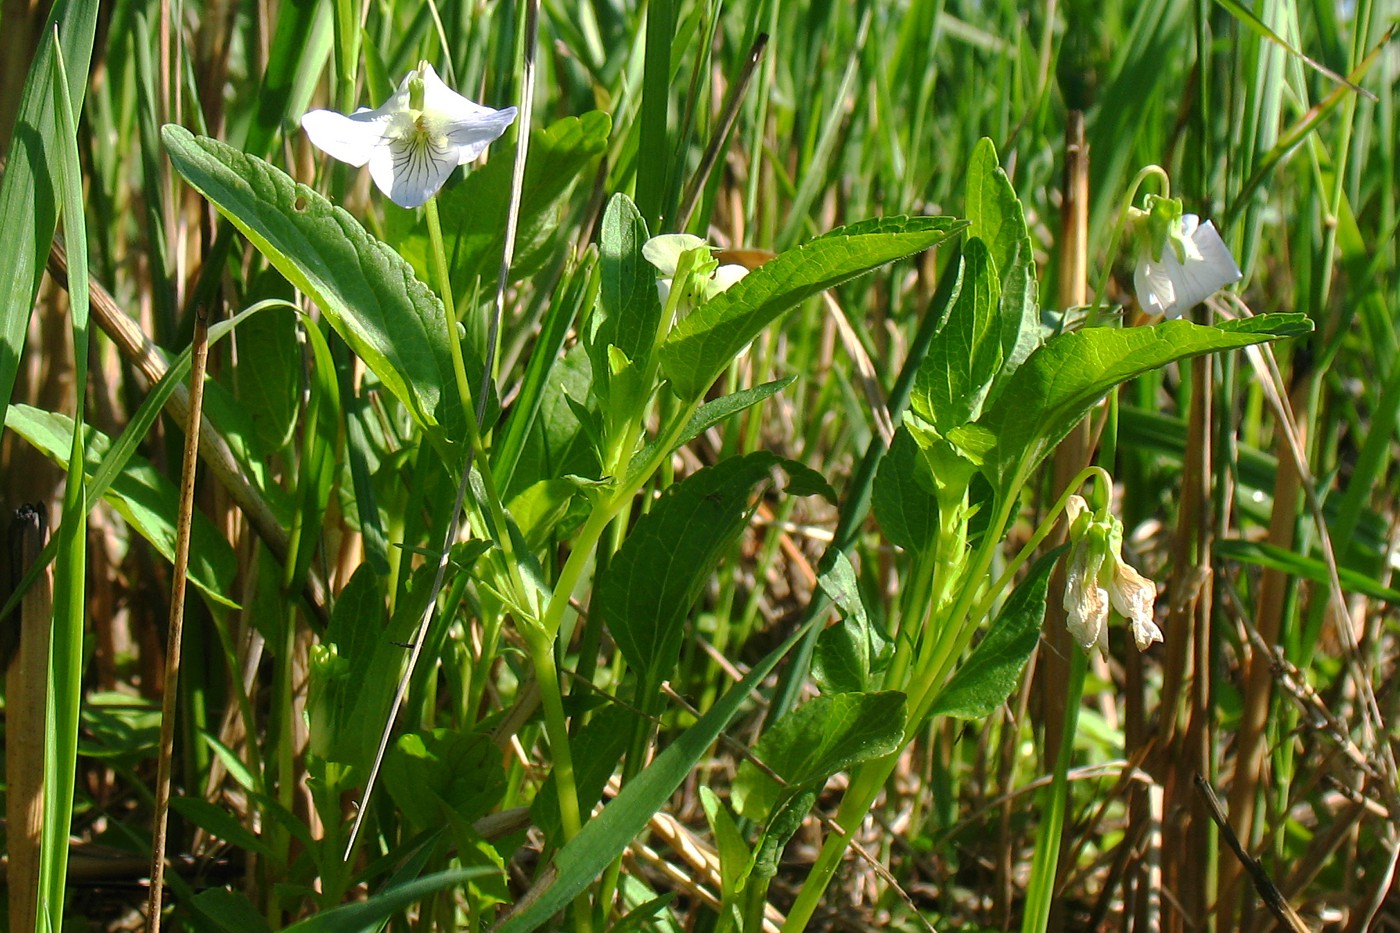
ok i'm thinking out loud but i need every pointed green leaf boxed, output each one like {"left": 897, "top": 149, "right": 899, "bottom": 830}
{"left": 983, "top": 315, "right": 1312, "bottom": 485}
{"left": 160, "top": 126, "right": 463, "bottom": 449}
{"left": 0, "top": 0, "right": 99, "bottom": 440}
{"left": 382, "top": 728, "right": 506, "bottom": 832}
{"left": 913, "top": 237, "right": 1002, "bottom": 429}
{"left": 732, "top": 691, "right": 906, "bottom": 823}
{"left": 964, "top": 137, "right": 1043, "bottom": 383}
{"left": 591, "top": 193, "right": 660, "bottom": 383}
{"left": 812, "top": 552, "right": 890, "bottom": 695}
{"left": 872, "top": 426, "right": 939, "bottom": 554}
{"left": 600, "top": 452, "right": 826, "bottom": 686}
{"left": 659, "top": 217, "right": 966, "bottom": 399}
{"left": 930, "top": 548, "right": 1063, "bottom": 720}
{"left": 282, "top": 868, "right": 492, "bottom": 932}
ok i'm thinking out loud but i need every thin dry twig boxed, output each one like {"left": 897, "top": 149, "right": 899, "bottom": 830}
{"left": 1194, "top": 773, "right": 1311, "bottom": 933}
{"left": 145, "top": 299, "right": 211, "bottom": 929}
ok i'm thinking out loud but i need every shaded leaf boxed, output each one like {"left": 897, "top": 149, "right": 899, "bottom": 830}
{"left": 600, "top": 452, "right": 828, "bottom": 687}
{"left": 930, "top": 547, "right": 1064, "bottom": 720}
{"left": 5, "top": 405, "right": 239, "bottom": 608}
{"left": 733, "top": 691, "right": 906, "bottom": 823}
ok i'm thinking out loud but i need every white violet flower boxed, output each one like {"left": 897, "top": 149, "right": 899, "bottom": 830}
{"left": 642, "top": 233, "right": 749, "bottom": 306}
{"left": 1062, "top": 495, "right": 1162, "bottom": 656}
{"left": 1130, "top": 194, "right": 1242, "bottom": 319}
{"left": 301, "top": 62, "right": 517, "bottom": 209}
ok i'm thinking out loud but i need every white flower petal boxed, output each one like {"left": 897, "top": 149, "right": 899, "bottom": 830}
{"left": 655, "top": 277, "right": 673, "bottom": 306}
{"left": 1134, "top": 255, "right": 1180, "bottom": 317}
{"left": 369, "top": 136, "right": 459, "bottom": 209}
{"left": 1130, "top": 614, "right": 1164, "bottom": 651}
{"left": 1064, "top": 541, "right": 1109, "bottom": 651}
{"left": 443, "top": 107, "right": 518, "bottom": 164}
{"left": 710, "top": 263, "right": 750, "bottom": 295}
{"left": 643, "top": 234, "right": 708, "bottom": 277}
{"left": 1178, "top": 218, "right": 1242, "bottom": 296}
{"left": 1109, "top": 560, "right": 1160, "bottom": 652}
{"left": 1134, "top": 218, "right": 1241, "bottom": 319}
{"left": 301, "top": 107, "right": 393, "bottom": 167}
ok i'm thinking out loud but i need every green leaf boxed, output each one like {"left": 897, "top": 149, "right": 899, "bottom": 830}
{"left": 187, "top": 889, "right": 273, "bottom": 933}
{"left": 4, "top": 405, "right": 240, "bottom": 608}
{"left": 929, "top": 548, "right": 1063, "bottom": 720}
{"left": 169, "top": 797, "right": 273, "bottom": 858}
{"left": 0, "top": 0, "right": 99, "bottom": 439}
{"left": 493, "top": 610, "right": 822, "bottom": 933}
{"left": 599, "top": 452, "right": 826, "bottom": 687}
{"left": 964, "top": 137, "right": 1043, "bottom": 384}
{"left": 160, "top": 126, "right": 463, "bottom": 450}
{"left": 659, "top": 217, "right": 966, "bottom": 399}
{"left": 699, "top": 786, "right": 752, "bottom": 901}
{"left": 531, "top": 705, "right": 633, "bottom": 847}
{"left": 308, "top": 565, "right": 393, "bottom": 778}
{"left": 232, "top": 286, "right": 301, "bottom": 453}
{"left": 913, "top": 236, "right": 1002, "bottom": 429}
{"left": 982, "top": 315, "right": 1312, "bottom": 486}
{"left": 502, "top": 345, "right": 602, "bottom": 499}
{"left": 382, "top": 728, "right": 506, "bottom": 832}
{"left": 872, "top": 426, "right": 939, "bottom": 554}
{"left": 732, "top": 691, "right": 906, "bottom": 823}
{"left": 1217, "top": 539, "right": 1400, "bottom": 604}
{"left": 282, "top": 869, "right": 492, "bottom": 932}
{"left": 812, "top": 552, "right": 890, "bottom": 695}
{"left": 632, "top": 377, "right": 799, "bottom": 474}
{"left": 507, "top": 478, "right": 584, "bottom": 552}
{"left": 592, "top": 193, "right": 662, "bottom": 379}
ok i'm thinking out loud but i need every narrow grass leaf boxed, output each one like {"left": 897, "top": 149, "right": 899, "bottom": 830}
{"left": 4, "top": 407, "right": 240, "bottom": 609}
{"left": 282, "top": 868, "right": 493, "bottom": 932}
{"left": 41, "top": 33, "right": 94, "bottom": 925}
{"left": 493, "top": 611, "right": 821, "bottom": 933}
{"left": 0, "top": 0, "right": 98, "bottom": 440}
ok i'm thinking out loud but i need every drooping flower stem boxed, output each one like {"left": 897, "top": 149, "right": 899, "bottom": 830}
{"left": 1088, "top": 164, "right": 1170, "bottom": 322}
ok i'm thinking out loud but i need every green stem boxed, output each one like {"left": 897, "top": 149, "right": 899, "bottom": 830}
{"left": 423, "top": 195, "right": 533, "bottom": 616}
{"left": 523, "top": 626, "right": 595, "bottom": 933}
{"left": 1088, "top": 164, "right": 1171, "bottom": 321}
{"left": 1021, "top": 647, "right": 1087, "bottom": 933}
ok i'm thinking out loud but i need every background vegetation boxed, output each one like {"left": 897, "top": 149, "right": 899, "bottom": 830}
{"left": 0, "top": 0, "right": 1396, "bottom": 930}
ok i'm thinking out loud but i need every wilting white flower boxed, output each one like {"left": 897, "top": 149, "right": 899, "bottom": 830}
{"left": 301, "top": 62, "right": 517, "bottom": 209}
{"left": 642, "top": 233, "right": 749, "bottom": 306}
{"left": 1130, "top": 196, "right": 1242, "bottom": 319}
{"left": 1062, "top": 495, "right": 1162, "bottom": 656}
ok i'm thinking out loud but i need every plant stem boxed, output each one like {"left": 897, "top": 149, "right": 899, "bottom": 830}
{"left": 522, "top": 626, "right": 595, "bottom": 933}
{"left": 1021, "top": 646, "right": 1087, "bottom": 933}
